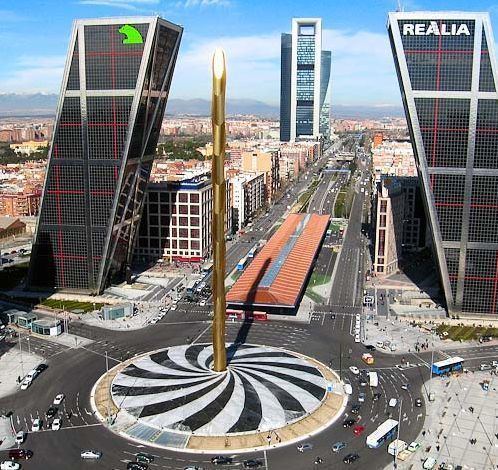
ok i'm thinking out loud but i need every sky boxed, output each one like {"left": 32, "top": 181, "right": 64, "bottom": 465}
{"left": 1, "top": 0, "right": 498, "bottom": 106}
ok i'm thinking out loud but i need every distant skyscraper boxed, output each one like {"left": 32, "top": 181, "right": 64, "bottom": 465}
{"left": 389, "top": 12, "right": 498, "bottom": 316}
{"left": 280, "top": 18, "right": 331, "bottom": 142}
{"left": 28, "top": 17, "right": 182, "bottom": 294}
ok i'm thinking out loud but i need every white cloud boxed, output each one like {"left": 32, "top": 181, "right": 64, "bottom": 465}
{"left": 183, "top": 0, "right": 230, "bottom": 6}
{"left": 0, "top": 55, "right": 66, "bottom": 93}
{"left": 78, "top": 0, "right": 159, "bottom": 11}
{"left": 171, "top": 27, "right": 400, "bottom": 105}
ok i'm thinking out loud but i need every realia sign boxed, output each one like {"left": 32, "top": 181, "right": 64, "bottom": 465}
{"left": 402, "top": 22, "right": 471, "bottom": 36}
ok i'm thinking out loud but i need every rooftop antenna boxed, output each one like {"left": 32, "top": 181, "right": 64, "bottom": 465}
{"left": 397, "top": 0, "right": 404, "bottom": 12}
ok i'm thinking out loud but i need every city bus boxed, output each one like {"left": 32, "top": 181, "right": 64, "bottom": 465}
{"left": 237, "top": 257, "right": 248, "bottom": 271}
{"left": 366, "top": 419, "right": 399, "bottom": 449}
{"left": 247, "top": 246, "right": 258, "bottom": 258}
{"left": 432, "top": 356, "right": 464, "bottom": 376}
{"left": 202, "top": 262, "right": 213, "bottom": 275}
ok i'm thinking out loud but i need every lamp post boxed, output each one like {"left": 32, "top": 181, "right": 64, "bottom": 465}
{"left": 211, "top": 48, "right": 228, "bottom": 372}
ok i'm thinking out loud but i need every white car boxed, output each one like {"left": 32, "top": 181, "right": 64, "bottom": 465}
{"left": 389, "top": 398, "right": 398, "bottom": 408}
{"left": 80, "top": 450, "right": 102, "bottom": 460}
{"left": 15, "top": 431, "right": 24, "bottom": 445}
{"left": 20, "top": 379, "right": 31, "bottom": 390}
{"left": 199, "top": 299, "right": 207, "bottom": 307}
{"left": 53, "top": 393, "right": 65, "bottom": 405}
{"left": 0, "top": 462, "right": 21, "bottom": 470}
{"left": 52, "top": 418, "right": 62, "bottom": 430}
{"left": 31, "top": 418, "right": 42, "bottom": 432}
{"left": 170, "top": 304, "right": 177, "bottom": 311}
{"left": 354, "top": 334, "right": 361, "bottom": 343}
{"left": 343, "top": 383, "right": 353, "bottom": 395}
{"left": 349, "top": 366, "right": 360, "bottom": 375}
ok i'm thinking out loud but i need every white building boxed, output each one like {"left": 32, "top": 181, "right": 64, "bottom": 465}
{"left": 231, "top": 172, "right": 265, "bottom": 231}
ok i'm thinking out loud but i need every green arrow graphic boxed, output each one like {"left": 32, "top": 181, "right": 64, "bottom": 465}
{"left": 118, "top": 24, "right": 143, "bottom": 45}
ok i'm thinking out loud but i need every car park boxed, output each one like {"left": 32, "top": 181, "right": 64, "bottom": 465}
{"left": 31, "top": 419, "right": 42, "bottom": 432}
{"left": 297, "top": 443, "right": 313, "bottom": 452}
{"left": 0, "top": 462, "right": 20, "bottom": 470}
{"left": 211, "top": 456, "right": 233, "bottom": 464}
{"left": 332, "top": 441, "right": 347, "bottom": 452}
{"left": 80, "top": 450, "right": 102, "bottom": 460}
{"left": 136, "top": 453, "right": 154, "bottom": 464}
{"left": 343, "top": 453, "right": 360, "bottom": 464}
{"left": 53, "top": 394, "right": 65, "bottom": 405}
{"left": 51, "top": 418, "right": 61, "bottom": 430}
{"left": 14, "top": 431, "right": 24, "bottom": 445}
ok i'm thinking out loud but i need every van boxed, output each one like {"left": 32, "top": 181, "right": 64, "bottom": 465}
{"left": 423, "top": 457, "right": 437, "bottom": 469}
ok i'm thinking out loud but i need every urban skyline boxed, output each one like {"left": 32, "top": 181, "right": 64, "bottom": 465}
{"left": 3, "top": 0, "right": 498, "bottom": 106}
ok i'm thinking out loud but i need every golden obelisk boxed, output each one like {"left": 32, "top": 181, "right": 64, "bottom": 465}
{"left": 211, "top": 48, "right": 227, "bottom": 372}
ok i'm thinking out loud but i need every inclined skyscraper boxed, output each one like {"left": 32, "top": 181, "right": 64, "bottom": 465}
{"left": 389, "top": 12, "right": 498, "bottom": 316}
{"left": 28, "top": 17, "right": 183, "bottom": 294}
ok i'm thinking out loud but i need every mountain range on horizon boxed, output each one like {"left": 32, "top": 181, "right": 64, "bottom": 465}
{"left": 0, "top": 93, "right": 404, "bottom": 120}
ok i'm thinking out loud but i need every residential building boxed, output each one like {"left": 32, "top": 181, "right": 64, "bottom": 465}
{"left": 372, "top": 138, "right": 417, "bottom": 180}
{"left": 28, "top": 17, "right": 182, "bottom": 293}
{"left": 241, "top": 150, "right": 280, "bottom": 203}
{"left": 135, "top": 173, "right": 231, "bottom": 263}
{"left": 0, "top": 217, "right": 26, "bottom": 241}
{"left": 231, "top": 172, "right": 265, "bottom": 231}
{"left": 280, "top": 18, "right": 331, "bottom": 141}
{"left": 0, "top": 191, "right": 41, "bottom": 217}
{"left": 389, "top": 11, "right": 498, "bottom": 316}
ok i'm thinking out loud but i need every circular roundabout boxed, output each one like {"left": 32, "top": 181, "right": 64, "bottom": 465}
{"left": 93, "top": 343, "right": 347, "bottom": 452}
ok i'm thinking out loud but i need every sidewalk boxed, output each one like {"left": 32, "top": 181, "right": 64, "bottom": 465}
{"left": 0, "top": 344, "right": 44, "bottom": 399}
{"left": 0, "top": 416, "right": 15, "bottom": 450}
{"left": 395, "top": 370, "right": 498, "bottom": 470}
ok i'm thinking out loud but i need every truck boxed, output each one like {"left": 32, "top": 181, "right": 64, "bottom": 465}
{"left": 362, "top": 353, "right": 374, "bottom": 365}
{"left": 388, "top": 439, "right": 407, "bottom": 456}
{"left": 368, "top": 371, "right": 379, "bottom": 387}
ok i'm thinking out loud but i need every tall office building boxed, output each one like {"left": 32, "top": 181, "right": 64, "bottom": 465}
{"left": 389, "top": 12, "right": 498, "bottom": 316}
{"left": 28, "top": 17, "right": 182, "bottom": 294}
{"left": 280, "top": 18, "right": 331, "bottom": 142}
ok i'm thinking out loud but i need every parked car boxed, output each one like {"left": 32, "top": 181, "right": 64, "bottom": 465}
{"left": 408, "top": 442, "right": 421, "bottom": 452}
{"left": 20, "top": 379, "right": 31, "bottom": 390}
{"left": 211, "top": 456, "right": 233, "bottom": 465}
{"left": 8, "top": 449, "right": 32, "bottom": 460}
{"left": 332, "top": 441, "right": 347, "bottom": 453}
{"left": 31, "top": 419, "right": 42, "bottom": 432}
{"left": 0, "top": 461, "right": 20, "bottom": 470}
{"left": 401, "top": 384, "right": 409, "bottom": 390}
{"left": 80, "top": 450, "right": 102, "bottom": 460}
{"left": 353, "top": 425, "right": 365, "bottom": 436}
{"left": 53, "top": 394, "right": 65, "bottom": 405}
{"left": 46, "top": 406, "right": 58, "bottom": 419}
{"left": 14, "top": 431, "right": 24, "bottom": 445}
{"left": 243, "top": 460, "right": 263, "bottom": 468}
{"left": 51, "top": 418, "right": 62, "bottom": 431}
{"left": 343, "top": 453, "right": 360, "bottom": 464}
{"left": 343, "top": 418, "right": 356, "bottom": 428}
{"left": 297, "top": 443, "right": 313, "bottom": 452}
{"left": 127, "top": 463, "right": 147, "bottom": 470}
{"left": 343, "top": 383, "right": 353, "bottom": 395}
{"left": 35, "top": 363, "right": 48, "bottom": 373}
{"left": 480, "top": 363, "right": 491, "bottom": 371}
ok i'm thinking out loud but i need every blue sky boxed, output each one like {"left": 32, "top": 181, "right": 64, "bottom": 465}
{"left": 1, "top": 0, "right": 498, "bottom": 106}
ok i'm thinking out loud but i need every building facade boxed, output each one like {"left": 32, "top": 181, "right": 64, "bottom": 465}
{"left": 280, "top": 18, "right": 331, "bottom": 142}
{"left": 0, "top": 191, "right": 40, "bottom": 217}
{"left": 28, "top": 17, "right": 182, "bottom": 293}
{"left": 389, "top": 12, "right": 498, "bottom": 316}
{"left": 241, "top": 150, "right": 280, "bottom": 203}
{"left": 231, "top": 172, "right": 265, "bottom": 231}
{"left": 135, "top": 173, "right": 231, "bottom": 263}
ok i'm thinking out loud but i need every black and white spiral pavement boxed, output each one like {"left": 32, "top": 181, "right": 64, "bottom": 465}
{"left": 111, "top": 344, "right": 328, "bottom": 436}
